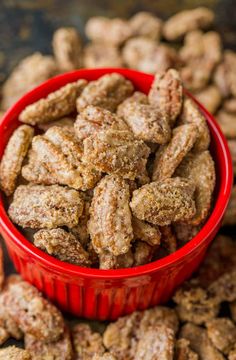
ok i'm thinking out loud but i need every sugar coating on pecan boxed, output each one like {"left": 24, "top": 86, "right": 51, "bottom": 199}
{"left": 175, "top": 150, "right": 215, "bottom": 225}
{"left": 116, "top": 100, "right": 171, "bottom": 144}
{"left": 8, "top": 184, "right": 84, "bottom": 229}
{"left": 89, "top": 175, "right": 133, "bottom": 256}
{"left": 92, "top": 354, "right": 117, "bottom": 360}
{"left": 72, "top": 323, "right": 105, "bottom": 359}
{"left": 194, "top": 85, "right": 222, "bottom": 114}
{"left": 0, "top": 346, "right": 31, "bottom": 360}
{"left": 22, "top": 127, "right": 101, "bottom": 191}
{"left": 38, "top": 116, "right": 75, "bottom": 132}
{"left": 178, "top": 98, "right": 210, "bottom": 152}
{"left": 152, "top": 124, "right": 198, "bottom": 181}
{"left": 83, "top": 43, "right": 123, "bottom": 69}
{"left": 34, "top": 228, "right": 91, "bottom": 266}
{"left": 52, "top": 27, "right": 82, "bottom": 71}
{"left": 0, "top": 277, "right": 64, "bottom": 342}
{"left": 173, "top": 284, "right": 220, "bottom": 325}
{"left": 75, "top": 105, "right": 128, "bottom": 141}
{"left": 19, "top": 79, "right": 87, "bottom": 125}
{"left": 99, "top": 250, "right": 134, "bottom": 270}
{"left": 83, "top": 129, "right": 150, "bottom": 180}
{"left": 76, "top": 73, "right": 134, "bottom": 113}
{"left": 85, "top": 17, "right": 132, "bottom": 46}
{"left": 103, "top": 307, "right": 178, "bottom": 359}
{"left": 130, "top": 177, "right": 196, "bottom": 226}
{"left": 163, "top": 7, "right": 214, "bottom": 41}
{"left": 180, "top": 31, "right": 222, "bottom": 91}
{"left": 133, "top": 241, "right": 155, "bottom": 266}
{"left": 149, "top": 69, "right": 183, "bottom": 126}
{"left": 1, "top": 52, "right": 58, "bottom": 110}
{"left": 129, "top": 12, "right": 163, "bottom": 41}
{"left": 132, "top": 217, "right": 161, "bottom": 246}
{"left": 216, "top": 110, "right": 236, "bottom": 139}
{"left": 122, "top": 38, "right": 179, "bottom": 74}
{"left": 25, "top": 327, "right": 73, "bottom": 360}
{"left": 175, "top": 338, "right": 199, "bottom": 360}
{"left": 0, "top": 125, "right": 34, "bottom": 196}
{"left": 214, "top": 50, "right": 236, "bottom": 98}
{"left": 180, "top": 323, "right": 225, "bottom": 360}
{"left": 206, "top": 318, "right": 236, "bottom": 355}
{"left": 160, "top": 225, "right": 177, "bottom": 254}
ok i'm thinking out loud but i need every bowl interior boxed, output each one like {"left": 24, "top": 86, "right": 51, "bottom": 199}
{"left": 0, "top": 68, "right": 233, "bottom": 279}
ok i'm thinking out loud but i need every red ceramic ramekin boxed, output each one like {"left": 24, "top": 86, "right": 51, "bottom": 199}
{"left": 0, "top": 69, "right": 233, "bottom": 320}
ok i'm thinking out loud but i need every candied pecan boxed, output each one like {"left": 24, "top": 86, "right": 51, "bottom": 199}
{"left": 0, "top": 277, "right": 64, "bottom": 342}
{"left": 133, "top": 241, "right": 155, "bottom": 266}
{"left": 223, "top": 98, "right": 236, "bottom": 113}
{"left": 92, "top": 354, "right": 117, "bottom": 360}
{"left": 99, "top": 250, "right": 134, "bottom": 270}
{"left": 0, "top": 125, "right": 34, "bottom": 196}
{"left": 206, "top": 318, "right": 236, "bottom": 355}
{"left": 163, "top": 7, "right": 214, "bottom": 41}
{"left": 208, "top": 268, "right": 236, "bottom": 303}
{"left": 70, "top": 198, "right": 91, "bottom": 248}
{"left": 135, "top": 324, "right": 175, "bottom": 360}
{"left": 194, "top": 85, "right": 222, "bottom": 114}
{"left": 173, "top": 223, "right": 201, "bottom": 245}
{"left": 83, "top": 43, "right": 123, "bottom": 68}
{"left": 122, "top": 38, "right": 179, "bottom": 74}
{"left": 178, "top": 98, "right": 210, "bottom": 152}
{"left": 25, "top": 328, "right": 73, "bottom": 360}
{"left": 175, "top": 339, "right": 199, "bottom": 360}
{"left": 129, "top": 12, "right": 163, "bottom": 40}
{"left": 88, "top": 175, "right": 133, "bottom": 256}
{"left": 103, "top": 307, "right": 178, "bottom": 359}
{"left": 160, "top": 226, "right": 177, "bottom": 253}
{"left": 34, "top": 228, "right": 91, "bottom": 266}
{"left": 175, "top": 151, "right": 215, "bottom": 225}
{"left": 130, "top": 177, "right": 196, "bottom": 226}
{"left": 74, "top": 105, "right": 128, "bottom": 141}
{"left": 196, "top": 235, "right": 236, "bottom": 288}
{"left": 216, "top": 109, "right": 236, "bottom": 138}
{"left": 8, "top": 184, "right": 84, "bottom": 229}
{"left": 180, "top": 31, "right": 221, "bottom": 91}
{"left": 116, "top": 101, "right": 171, "bottom": 144}
{"left": 83, "top": 129, "right": 150, "bottom": 180}
{"left": 72, "top": 323, "right": 105, "bottom": 359}
{"left": 132, "top": 217, "right": 161, "bottom": 246}
{"left": 229, "top": 348, "right": 236, "bottom": 360}
{"left": 0, "top": 323, "right": 9, "bottom": 345}
{"left": 76, "top": 73, "right": 134, "bottom": 113}
{"left": 1, "top": 52, "right": 58, "bottom": 110}
{"left": 152, "top": 124, "right": 198, "bottom": 181}
{"left": 214, "top": 50, "right": 236, "bottom": 98}
{"left": 148, "top": 69, "right": 183, "bottom": 126}
{"left": 0, "top": 346, "right": 31, "bottom": 360}
{"left": 38, "top": 116, "right": 75, "bottom": 132}
{"left": 117, "top": 91, "right": 148, "bottom": 117}
{"left": 173, "top": 284, "right": 220, "bottom": 325}
{"left": 85, "top": 17, "right": 132, "bottom": 46}
{"left": 22, "top": 127, "right": 101, "bottom": 191}
{"left": 19, "top": 79, "right": 87, "bottom": 125}
{"left": 52, "top": 27, "right": 82, "bottom": 71}
{"left": 180, "top": 323, "right": 225, "bottom": 360}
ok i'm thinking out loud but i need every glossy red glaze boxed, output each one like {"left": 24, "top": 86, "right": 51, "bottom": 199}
{"left": 0, "top": 68, "right": 233, "bottom": 320}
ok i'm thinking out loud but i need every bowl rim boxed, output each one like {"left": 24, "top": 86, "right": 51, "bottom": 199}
{"left": 0, "top": 68, "right": 233, "bottom": 280}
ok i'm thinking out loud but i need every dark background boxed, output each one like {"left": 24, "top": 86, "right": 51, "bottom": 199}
{"left": 0, "top": 0, "right": 236, "bottom": 85}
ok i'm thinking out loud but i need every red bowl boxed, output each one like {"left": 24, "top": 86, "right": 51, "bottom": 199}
{"left": 0, "top": 68, "right": 233, "bottom": 320}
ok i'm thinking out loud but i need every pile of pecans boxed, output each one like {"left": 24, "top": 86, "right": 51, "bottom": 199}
{"left": 0, "top": 234, "right": 236, "bottom": 359}
{"left": 0, "top": 5, "right": 236, "bottom": 359}
{"left": 0, "top": 68, "right": 215, "bottom": 269}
